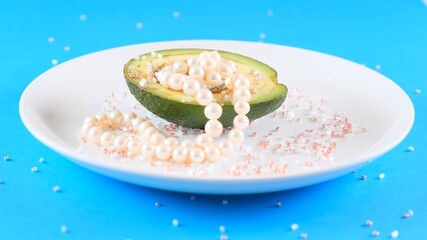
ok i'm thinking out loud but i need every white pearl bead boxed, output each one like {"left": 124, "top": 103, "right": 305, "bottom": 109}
{"left": 224, "top": 77, "right": 235, "bottom": 89}
{"left": 155, "top": 144, "right": 172, "bottom": 161}
{"left": 234, "top": 87, "right": 251, "bottom": 102}
{"left": 204, "top": 144, "right": 221, "bottom": 162}
{"left": 233, "top": 114, "right": 250, "bottom": 129}
{"left": 150, "top": 132, "right": 166, "bottom": 145}
{"left": 172, "top": 60, "right": 188, "bottom": 74}
{"left": 183, "top": 78, "right": 201, "bottom": 97}
{"left": 205, "top": 71, "right": 222, "bottom": 86}
{"left": 228, "top": 128, "right": 245, "bottom": 144}
{"left": 88, "top": 126, "right": 102, "bottom": 144}
{"left": 196, "top": 89, "right": 213, "bottom": 106}
{"left": 198, "top": 51, "right": 210, "bottom": 60}
{"left": 195, "top": 133, "right": 214, "bottom": 147}
{"left": 223, "top": 60, "right": 237, "bottom": 72}
{"left": 127, "top": 139, "right": 141, "bottom": 156}
{"left": 169, "top": 73, "right": 186, "bottom": 91}
{"left": 233, "top": 99, "right": 250, "bottom": 115}
{"left": 209, "top": 51, "right": 221, "bottom": 62}
{"left": 181, "top": 140, "right": 196, "bottom": 148}
{"left": 188, "top": 65, "right": 205, "bottom": 81}
{"left": 132, "top": 117, "right": 146, "bottom": 130}
{"left": 109, "top": 110, "right": 124, "bottom": 126}
{"left": 234, "top": 76, "right": 250, "bottom": 89}
{"left": 205, "top": 119, "right": 223, "bottom": 138}
{"left": 187, "top": 57, "right": 198, "bottom": 66}
{"left": 137, "top": 121, "right": 154, "bottom": 134}
{"left": 123, "top": 112, "right": 137, "bottom": 127}
{"left": 218, "top": 61, "right": 234, "bottom": 78}
{"left": 142, "top": 127, "right": 157, "bottom": 141}
{"left": 219, "top": 140, "right": 234, "bottom": 157}
{"left": 113, "top": 135, "right": 128, "bottom": 150}
{"left": 158, "top": 70, "right": 173, "bottom": 88}
{"left": 84, "top": 116, "right": 98, "bottom": 125}
{"left": 96, "top": 113, "right": 109, "bottom": 127}
{"left": 172, "top": 146, "right": 188, "bottom": 163}
{"left": 164, "top": 137, "right": 179, "bottom": 147}
{"left": 189, "top": 147, "right": 205, "bottom": 163}
{"left": 100, "top": 131, "right": 115, "bottom": 147}
{"left": 141, "top": 143, "right": 156, "bottom": 159}
{"left": 204, "top": 102, "right": 223, "bottom": 120}
{"left": 200, "top": 56, "right": 217, "bottom": 72}
{"left": 82, "top": 122, "right": 96, "bottom": 136}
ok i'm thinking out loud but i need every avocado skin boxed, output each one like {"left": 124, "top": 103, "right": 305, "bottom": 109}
{"left": 126, "top": 79, "right": 288, "bottom": 128}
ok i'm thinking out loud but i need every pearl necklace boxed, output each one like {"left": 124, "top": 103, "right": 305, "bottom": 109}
{"left": 81, "top": 51, "right": 251, "bottom": 164}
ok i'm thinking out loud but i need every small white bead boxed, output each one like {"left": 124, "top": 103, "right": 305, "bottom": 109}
{"left": 157, "top": 70, "right": 173, "bottom": 88}
{"left": 204, "top": 102, "right": 223, "bottom": 120}
{"left": 181, "top": 140, "right": 196, "bottom": 148}
{"left": 60, "top": 225, "right": 68, "bottom": 233}
{"left": 196, "top": 89, "right": 213, "bottom": 106}
{"left": 290, "top": 223, "right": 299, "bottom": 231}
{"left": 84, "top": 116, "right": 98, "bottom": 125}
{"left": 233, "top": 114, "right": 249, "bottom": 129}
{"left": 187, "top": 57, "right": 198, "bottom": 66}
{"left": 172, "top": 146, "right": 189, "bottom": 163}
{"left": 172, "top": 218, "right": 179, "bottom": 227}
{"left": 390, "top": 230, "right": 399, "bottom": 238}
{"left": 219, "top": 140, "right": 234, "bottom": 157}
{"left": 196, "top": 134, "right": 214, "bottom": 147}
{"left": 199, "top": 56, "right": 217, "bottom": 72}
{"left": 234, "top": 76, "right": 250, "bottom": 89}
{"left": 204, "top": 144, "right": 221, "bottom": 162}
{"left": 155, "top": 144, "right": 172, "bottom": 161}
{"left": 95, "top": 113, "right": 109, "bottom": 127}
{"left": 137, "top": 121, "right": 154, "bottom": 134}
{"left": 228, "top": 128, "right": 244, "bottom": 144}
{"left": 109, "top": 110, "right": 124, "bottom": 126}
{"left": 205, "top": 119, "right": 224, "bottom": 138}
{"left": 52, "top": 185, "right": 61, "bottom": 192}
{"left": 189, "top": 147, "right": 205, "bottom": 163}
{"left": 81, "top": 122, "right": 97, "bottom": 136}
{"left": 233, "top": 99, "right": 250, "bottom": 115}
{"left": 142, "top": 126, "right": 158, "bottom": 141}
{"left": 31, "top": 166, "right": 38, "bottom": 172}
{"left": 218, "top": 61, "right": 234, "bottom": 78}
{"left": 224, "top": 77, "right": 235, "bottom": 90}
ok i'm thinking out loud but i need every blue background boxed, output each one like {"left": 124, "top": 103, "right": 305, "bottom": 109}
{"left": 1, "top": 0, "right": 426, "bottom": 239}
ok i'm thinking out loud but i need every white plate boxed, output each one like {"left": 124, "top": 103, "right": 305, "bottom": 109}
{"left": 19, "top": 40, "right": 414, "bottom": 194}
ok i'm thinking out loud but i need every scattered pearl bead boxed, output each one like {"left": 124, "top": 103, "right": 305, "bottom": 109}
{"left": 52, "top": 185, "right": 61, "bottom": 192}
{"left": 141, "top": 143, "right": 156, "bottom": 159}
{"left": 172, "top": 146, "right": 189, "bottom": 163}
{"left": 187, "top": 57, "right": 198, "bottom": 66}
{"left": 123, "top": 112, "right": 137, "bottom": 127}
{"left": 60, "top": 225, "right": 68, "bottom": 233}
{"left": 31, "top": 166, "right": 38, "bottom": 172}
{"left": 204, "top": 102, "right": 223, "bottom": 120}
{"left": 199, "top": 56, "right": 217, "bottom": 72}
{"left": 155, "top": 144, "right": 172, "bottom": 161}
{"left": 3, "top": 156, "right": 10, "bottom": 161}
{"left": 300, "top": 233, "right": 308, "bottom": 239}
{"left": 169, "top": 73, "right": 186, "bottom": 91}
{"left": 365, "top": 220, "right": 373, "bottom": 226}
{"left": 109, "top": 110, "right": 124, "bottom": 126}
{"left": 407, "top": 145, "right": 415, "bottom": 152}
{"left": 188, "top": 65, "right": 205, "bottom": 81}
{"left": 183, "top": 78, "right": 201, "bottom": 96}
{"left": 415, "top": 89, "right": 421, "bottom": 94}
{"left": 371, "top": 230, "right": 380, "bottom": 236}
{"left": 234, "top": 76, "right": 250, "bottom": 89}
{"left": 205, "top": 119, "right": 224, "bottom": 138}
{"left": 196, "top": 134, "right": 214, "bottom": 147}
{"left": 219, "top": 225, "right": 226, "bottom": 233}
{"left": 88, "top": 126, "right": 102, "bottom": 144}
{"left": 218, "top": 61, "right": 234, "bottom": 78}
{"left": 39, "top": 157, "right": 45, "bottom": 163}
{"left": 189, "top": 147, "right": 205, "bottom": 163}
{"left": 172, "top": 60, "right": 188, "bottom": 74}
{"left": 205, "top": 71, "right": 222, "bottom": 85}
{"left": 154, "top": 201, "right": 161, "bottom": 207}
{"left": 204, "top": 144, "right": 221, "bottom": 162}
{"left": 378, "top": 173, "right": 385, "bottom": 179}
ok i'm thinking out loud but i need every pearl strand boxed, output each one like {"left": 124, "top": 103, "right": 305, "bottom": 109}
{"left": 81, "top": 51, "right": 252, "bottom": 164}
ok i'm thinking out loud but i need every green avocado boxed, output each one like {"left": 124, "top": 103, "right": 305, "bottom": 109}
{"left": 124, "top": 48, "right": 287, "bottom": 128}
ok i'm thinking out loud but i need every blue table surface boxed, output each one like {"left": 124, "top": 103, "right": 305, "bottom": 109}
{"left": 1, "top": 1, "right": 426, "bottom": 239}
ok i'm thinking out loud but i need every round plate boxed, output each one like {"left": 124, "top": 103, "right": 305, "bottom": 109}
{"left": 19, "top": 40, "right": 414, "bottom": 194}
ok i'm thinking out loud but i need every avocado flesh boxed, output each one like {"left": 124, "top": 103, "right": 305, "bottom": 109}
{"left": 124, "top": 48, "right": 287, "bottom": 128}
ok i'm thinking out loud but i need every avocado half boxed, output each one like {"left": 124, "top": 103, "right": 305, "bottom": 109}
{"left": 124, "top": 48, "right": 287, "bottom": 128}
